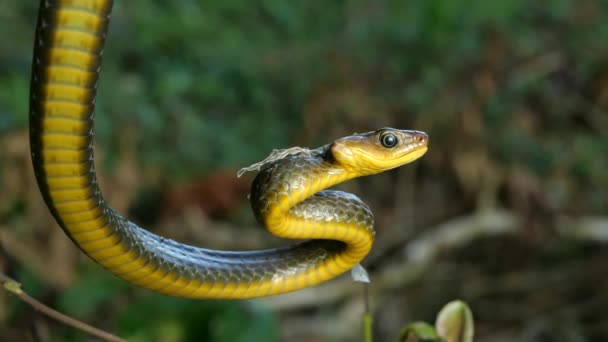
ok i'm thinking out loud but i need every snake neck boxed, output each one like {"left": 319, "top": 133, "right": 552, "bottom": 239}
{"left": 249, "top": 145, "right": 357, "bottom": 228}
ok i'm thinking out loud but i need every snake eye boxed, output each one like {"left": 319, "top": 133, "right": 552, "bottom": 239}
{"left": 380, "top": 133, "right": 398, "bottom": 148}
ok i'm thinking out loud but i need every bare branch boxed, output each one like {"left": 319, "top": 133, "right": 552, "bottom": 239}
{"left": 0, "top": 272, "right": 125, "bottom": 342}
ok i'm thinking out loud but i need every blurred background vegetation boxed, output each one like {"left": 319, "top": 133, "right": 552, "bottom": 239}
{"left": 1, "top": 0, "right": 608, "bottom": 341}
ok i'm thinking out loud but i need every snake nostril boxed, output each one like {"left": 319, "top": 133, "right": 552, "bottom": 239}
{"left": 415, "top": 132, "right": 428, "bottom": 144}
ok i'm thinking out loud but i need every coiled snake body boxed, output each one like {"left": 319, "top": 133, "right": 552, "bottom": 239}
{"left": 29, "top": 0, "right": 428, "bottom": 299}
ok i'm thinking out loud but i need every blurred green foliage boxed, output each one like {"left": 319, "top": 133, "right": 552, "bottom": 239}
{"left": 1, "top": 0, "right": 608, "bottom": 341}
{"left": 3, "top": 1, "right": 608, "bottom": 186}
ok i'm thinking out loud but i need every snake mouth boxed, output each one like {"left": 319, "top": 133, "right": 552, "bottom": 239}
{"left": 390, "top": 145, "right": 428, "bottom": 166}
{"left": 358, "top": 144, "right": 428, "bottom": 172}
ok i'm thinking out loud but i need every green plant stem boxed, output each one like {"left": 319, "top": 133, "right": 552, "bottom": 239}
{"left": 363, "top": 283, "right": 373, "bottom": 342}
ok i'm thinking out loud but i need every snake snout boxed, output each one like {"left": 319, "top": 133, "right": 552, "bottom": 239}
{"left": 411, "top": 130, "right": 429, "bottom": 146}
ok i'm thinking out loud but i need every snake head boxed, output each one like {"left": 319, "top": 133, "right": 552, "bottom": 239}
{"left": 330, "top": 128, "right": 428, "bottom": 175}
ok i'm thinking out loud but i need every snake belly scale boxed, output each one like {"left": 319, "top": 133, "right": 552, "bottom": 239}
{"left": 29, "top": 0, "right": 429, "bottom": 299}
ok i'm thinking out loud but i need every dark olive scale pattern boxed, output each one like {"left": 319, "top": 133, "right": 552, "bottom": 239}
{"left": 251, "top": 148, "right": 375, "bottom": 236}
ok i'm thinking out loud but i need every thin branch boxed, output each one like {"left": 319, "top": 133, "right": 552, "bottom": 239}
{"left": 0, "top": 272, "right": 125, "bottom": 342}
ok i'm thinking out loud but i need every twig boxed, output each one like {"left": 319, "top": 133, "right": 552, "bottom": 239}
{"left": 0, "top": 272, "right": 125, "bottom": 342}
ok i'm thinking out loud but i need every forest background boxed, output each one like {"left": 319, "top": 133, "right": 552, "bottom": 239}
{"left": 0, "top": 1, "right": 607, "bottom": 341}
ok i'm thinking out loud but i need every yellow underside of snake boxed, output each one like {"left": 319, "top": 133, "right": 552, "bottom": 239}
{"left": 29, "top": 0, "right": 429, "bottom": 299}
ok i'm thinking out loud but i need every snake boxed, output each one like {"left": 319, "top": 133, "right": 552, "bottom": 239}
{"left": 29, "top": 0, "right": 429, "bottom": 299}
